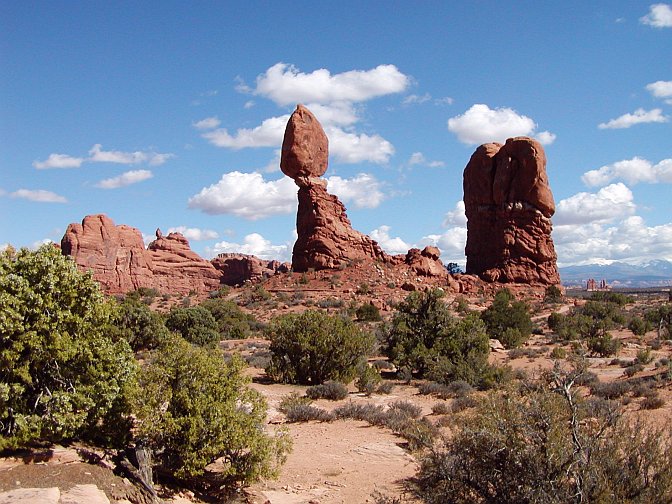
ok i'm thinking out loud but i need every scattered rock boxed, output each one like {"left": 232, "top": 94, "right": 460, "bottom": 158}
{"left": 463, "top": 137, "right": 559, "bottom": 284}
{"left": 405, "top": 246, "right": 447, "bottom": 277}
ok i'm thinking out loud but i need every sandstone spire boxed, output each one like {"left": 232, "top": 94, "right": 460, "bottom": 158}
{"left": 463, "top": 137, "right": 559, "bottom": 284}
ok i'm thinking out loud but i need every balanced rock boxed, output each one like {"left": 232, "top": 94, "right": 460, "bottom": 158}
{"left": 463, "top": 137, "right": 559, "bottom": 284}
{"left": 281, "top": 105, "right": 389, "bottom": 272}
{"left": 61, "top": 215, "right": 221, "bottom": 294}
{"left": 280, "top": 104, "right": 329, "bottom": 180}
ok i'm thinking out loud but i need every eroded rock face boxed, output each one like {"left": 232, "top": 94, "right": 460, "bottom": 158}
{"left": 146, "top": 232, "right": 221, "bottom": 293}
{"left": 61, "top": 215, "right": 220, "bottom": 294}
{"left": 463, "top": 137, "right": 559, "bottom": 284}
{"left": 61, "top": 214, "right": 155, "bottom": 293}
{"left": 212, "top": 253, "right": 290, "bottom": 286}
{"left": 281, "top": 105, "right": 390, "bottom": 272}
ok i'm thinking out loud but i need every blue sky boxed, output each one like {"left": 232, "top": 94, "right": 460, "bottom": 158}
{"left": 2, "top": 1, "right": 671, "bottom": 267}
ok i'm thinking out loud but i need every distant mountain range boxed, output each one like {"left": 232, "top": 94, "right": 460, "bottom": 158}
{"left": 559, "top": 260, "right": 672, "bottom": 288}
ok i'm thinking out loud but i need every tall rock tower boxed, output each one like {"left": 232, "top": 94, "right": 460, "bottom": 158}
{"left": 463, "top": 137, "right": 560, "bottom": 284}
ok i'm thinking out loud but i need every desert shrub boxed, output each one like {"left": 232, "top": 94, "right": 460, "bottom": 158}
{"left": 416, "top": 365, "right": 672, "bottom": 503}
{"left": 635, "top": 348, "right": 653, "bottom": 365}
{"left": 0, "top": 246, "right": 137, "bottom": 450}
{"left": 165, "top": 306, "right": 220, "bottom": 347}
{"left": 111, "top": 296, "right": 170, "bottom": 350}
{"left": 418, "top": 382, "right": 452, "bottom": 399}
{"left": 628, "top": 316, "right": 650, "bottom": 336}
{"left": 384, "top": 290, "right": 490, "bottom": 385}
{"left": 199, "top": 298, "right": 255, "bottom": 340}
{"left": 451, "top": 395, "right": 479, "bottom": 413}
{"left": 306, "top": 381, "right": 349, "bottom": 400}
{"left": 544, "top": 285, "right": 563, "bottom": 304}
{"left": 550, "top": 347, "right": 567, "bottom": 359}
{"left": 480, "top": 289, "right": 533, "bottom": 349}
{"left": 645, "top": 305, "right": 672, "bottom": 338}
{"left": 641, "top": 392, "right": 665, "bottom": 410}
{"left": 388, "top": 400, "right": 422, "bottom": 419}
{"left": 377, "top": 381, "right": 395, "bottom": 394}
{"left": 356, "top": 282, "right": 371, "bottom": 295}
{"left": 356, "top": 364, "right": 382, "bottom": 395}
{"left": 590, "top": 380, "right": 632, "bottom": 400}
{"left": 624, "top": 363, "right": 645, "bottom": 377}
{"left": 317, "top": 297, "right": 344, "bottom": 309}
{"left": 372, "top": 359, "right": 395, "bottom": 371}
{"left": 587, "top": 333, "right": 621, "bottom": 357}
{"left": 133, "top": 335, "right": 290, "bottom": 486}
{"left": 334, "top": 402, "right": 387, "bottom": 424}
{"left": 547, "top": 312, "right": 564, "bottom": 331}
{"left": 284, "top": 404, "right": 334, "bottom": 423}
{"left": 265, "top": 310, "right": 375, "bottom": 385}
{"left": 446, "top": 262, "right": 462, "bottom": 275}
{"left": 356, "top": 302, "right": 382, "bottom": 321}
{"left": 589, "top": 291, "right": 634, "bottom": 305}
{"left": 278, "top": 393, "right": 312, "bottom": 414}
{"left": 431, "top": 402, "right": 450, "bottom": 415}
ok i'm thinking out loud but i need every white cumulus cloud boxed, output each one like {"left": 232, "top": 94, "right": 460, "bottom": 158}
{"left": 598, "top": 108, "right": 668, "bottom": 129}
{"left": 202, "top": 115, "right": 289, "bottom": 149}
{"left": 443, "top": 201, "right": 467, "bottom": 227}
{"left": 326, "top": 126, "right": 395, "bottom": 164}
{"left": 554, "top": 183, "right": 636, "bottom": 225}
{"left": 419, "top": 226, "right": 468, "bottom": 264}
{"left": 553, "top": 216, "right": 672, "bottom": 266}
{"left": 206, "top": 232, "right": 291, "bottom": 261}
{"left": 95, "top": 169, "right": 153, "bottom": 189}
{"left": 640, "top": 3, "right": 672, "bottom": 27}
{"left": 253, "top": 63, "right": 410, "bottom": 106}
{"left": 447, "top": 104, "right": 553, "bottom": 145}
{"left": 188, "top": 172, "right": 297, "bottom": 220}
{"left": 535, "top": 131, "right": 557, "bottom": 145}
{"left": 33, "top": 153, "right": 84, "bottom": 169}
{"left": 646, "top": 80, "right": 672, "bottom": 104}
{"left": 166, "top": 226, "right": 219, "bottom": 241}
{"left": 326, "top": 173, "right": 387, "bottom": 209}
{"left": 582, "top": 157, "right": 672, "bottom": 186}
{"left": 10, "top": 189, "right": 68, "bottom": 203}
{"left": 370, "top": 225, "right": 411, "bottom": 255}
{"left": 192, "top": 116, "right": 221, "bottom": 130}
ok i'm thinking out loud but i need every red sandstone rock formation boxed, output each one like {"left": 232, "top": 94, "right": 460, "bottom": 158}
{"left": 405, "top": 246, "right": 447, "bottom": 277}
{"left": 212, "top": 253, "right": 290, "bottom": 286}
{"left": 61, "top": 215, "right": 220, "bottom": 294}
{"left": 146, "top": 231, "right": 221, "bottom": 293}
{"left": 463, "top": 137, "right": 559, "bottom": 284}
{"left": 281, "top": 105, "right": 390, "bottom": 272}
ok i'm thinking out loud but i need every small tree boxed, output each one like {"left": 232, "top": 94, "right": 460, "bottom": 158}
{"left": 200, "top": 297, "right": 256, "bottom": 339}
{"left": 166, "top": 305, "right": 220, "bottom": 347}
{"left": 480, "top": 289, "right": 532, "bottom": 348}
{"left": 384, "top": 289, "right": 490, "bottom": 385}
{"left": 265, "top": 311, "right": 374, "bottom": 385}
{"left": 111, "top": 296, "right": 170, "bottom": 350}
{"left": 0, "top": 246, "right": 137, "bottom": 449}
{"left": 133, "top": 335, "right": 291, "bottom": 487}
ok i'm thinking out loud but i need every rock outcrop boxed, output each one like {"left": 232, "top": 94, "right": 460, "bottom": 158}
{"left": 405, "top": 246, "right": 447, "bottom": 277}
{"left": 463, "top": 137, "right": 559, "bottom": 284}
{"left": 281, "top": 104, "right": 390, "bottom": 272}
{"left": 212, "top": 253, "right": 290, "bottom": 286}
{"left": 146, "top": 231, "right": 221, "bottom": 293}
{"left": 61, "top": 215, "right": 220, "bottom": 294}
{"left": 61, "top": 214, "right": 155, "bottom": 293}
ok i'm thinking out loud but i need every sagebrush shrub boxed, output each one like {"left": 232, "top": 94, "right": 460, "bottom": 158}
{"left": 306, "top": 381, "right": 349, "bottom": 400}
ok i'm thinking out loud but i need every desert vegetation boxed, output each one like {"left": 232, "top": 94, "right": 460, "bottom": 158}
{"left": 2, "top": 245, "right": 672, "bottom": 503}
